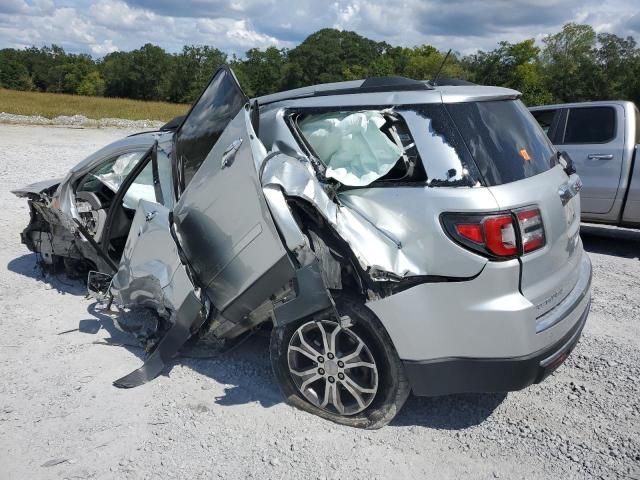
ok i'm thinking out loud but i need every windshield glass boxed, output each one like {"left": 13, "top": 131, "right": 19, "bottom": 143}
{"left": 446, "top": 99, "right": 556, "bottom": 186}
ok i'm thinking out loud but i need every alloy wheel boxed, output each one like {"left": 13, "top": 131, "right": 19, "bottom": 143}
{"left": 287, "top": 320, "right": 379, "bottom": 416}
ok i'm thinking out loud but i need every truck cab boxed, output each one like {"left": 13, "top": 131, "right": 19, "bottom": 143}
{"left": 530, "top": 101, "right": 640, "bottom": 227}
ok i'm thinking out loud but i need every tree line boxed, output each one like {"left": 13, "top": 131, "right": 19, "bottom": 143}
{"left": 1, "top": 23, "right": 639, "bottom": 106}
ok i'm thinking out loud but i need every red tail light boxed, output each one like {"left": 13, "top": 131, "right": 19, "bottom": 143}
{"left": 517, "top": 208, "right": 545, "bottom": 252}
{"left": 442, "top": 207, "right": 545, "bottom": 259}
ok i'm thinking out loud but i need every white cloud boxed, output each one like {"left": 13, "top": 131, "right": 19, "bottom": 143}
{"left": 196, "top": 17, "right": 279, "bottom": 48}
{"left": 89, "top": 0, "right": 156, "bottom": 30}
{"left": 0, "top": 0, "right": 636, "bottom": 57}
{"left": 89, "top": 38, "right": 118, "bottom": 54}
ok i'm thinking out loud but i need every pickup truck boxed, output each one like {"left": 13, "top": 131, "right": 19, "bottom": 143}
{"left": 530, "top": 101, "right": 640, "bottom": 227}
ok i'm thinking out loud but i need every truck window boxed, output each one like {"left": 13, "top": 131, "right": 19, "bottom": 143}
{"left": 562, "top": 107, "right": 616, "bottom": 144}
{"left": 531, "top": 109, "right": 557, "bottom": 137}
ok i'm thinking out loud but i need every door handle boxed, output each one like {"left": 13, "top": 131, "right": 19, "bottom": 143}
{"left": 221, "top": 138, "right": 243, "bottom": 168}
{"left": 587, "top": 153, "right": 613, "bottom": 160}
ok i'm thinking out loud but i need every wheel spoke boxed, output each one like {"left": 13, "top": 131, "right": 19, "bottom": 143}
{"left": 331, "top": 383, "right": 345, "bottom": 414}
{"left": 341, "top": 377, "right": 366, "bottom": 409}
{"left": 300, "top": 374, "right": 322, "bottom": 391}
{"left": 340, "top": 341, "right": 364, "bottom": 363}
{"left": 343, "top": 361, "right": 376, "bottom": 370}
{"left": 320, "top": 381, "right": 345, "bottom": 414}
{"left": 343, "top": 374, "right": 377, "bottom": 394}
{"left": 328, "top": 324, "right": 341, "bottom": 353}
{"left": 316, "top": 321, "right": 330, "bottom": 354}
{"left": 297, "top": 331, "right": 322, "bottom": 359}
{"left": 320, "top": 379, "right": 331, "bottom": 408}
{"left": 290, "top": 366, "right": 319, "bottom": 378}
{"left": 289, "top": 345, "right": 317, "bottom": 362}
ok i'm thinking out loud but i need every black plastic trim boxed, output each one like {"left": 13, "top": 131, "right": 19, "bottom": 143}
{"left": 618, "top": 144, "right": 638, "bottom": 225}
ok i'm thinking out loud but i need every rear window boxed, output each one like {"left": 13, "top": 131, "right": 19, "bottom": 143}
{"left": 562, "top": 106, "right": 616, "bottom": 144}
{"left": 446, "top": 100, "right": 556, "bottom": 186}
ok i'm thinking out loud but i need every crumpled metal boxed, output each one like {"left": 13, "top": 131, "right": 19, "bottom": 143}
{"left": 260, "top": 153, "right": 424, "bottom": 279}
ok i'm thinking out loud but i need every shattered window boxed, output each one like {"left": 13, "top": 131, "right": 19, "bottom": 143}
{"left": 394, "top": 104, "right": 481, "bottom": 186}
{"left": 78, "top": 150, "right": 147, "bottom": 196}
{"left": 297, "top": 110, "right": 426, "bottom": 187}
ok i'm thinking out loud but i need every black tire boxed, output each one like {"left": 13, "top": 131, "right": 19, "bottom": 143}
{"left": 270, "top": 295, "right": 410, "bottom": 429}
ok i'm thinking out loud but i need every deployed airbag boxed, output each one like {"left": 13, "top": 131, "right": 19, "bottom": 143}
{"left": 299, "top": 111, "right": 403, "bottom": 186}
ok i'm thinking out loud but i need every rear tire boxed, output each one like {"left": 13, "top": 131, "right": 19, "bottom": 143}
{"left": 270, "top": 295, "right": 410, "bottom": 429}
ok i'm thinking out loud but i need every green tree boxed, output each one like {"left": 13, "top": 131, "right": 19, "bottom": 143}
{"left": 165, "top": 45, "right": 227, "bottom": 103}
{"left": 46, "top": 55, "right": 95, "bottom": 94}
{"left": 541, "top": 23, "right": 598, "bottom": 102}
{"left": 100, "top": 50, "right": 135, "bottom": 98}
{"left": 283, "top": 28, "right": 388, "bottom": 88}
{"left": 231, "top": 46, "right": 286, "bottom": 96}
{"left": 0, "top": 24, "right": 638, "bottom": 106}
{"left": 594, "top": 33, "right": 639, "bottom": 102}
{"left": 77, "top": 71, "right": 106, "bottom": 96}
{"left": 402, "top": 45, "right": 464, "bottom": 80}
{"left": 464, "top": 39, "right": 551, "bottom": 105}
{"left": 101, "top": 44, "right": 172, "bottom": 100}
{"left": 0, "top": 51, "right": 33, "bottom": 90}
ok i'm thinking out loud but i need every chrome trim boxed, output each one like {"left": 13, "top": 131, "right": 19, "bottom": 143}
{"left": 535, "top": 254, "right": 592, "bottom": 333}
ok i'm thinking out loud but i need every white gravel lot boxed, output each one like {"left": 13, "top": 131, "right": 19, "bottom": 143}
{"left": 0, "top": 124, "right": 639, "bottom": 480}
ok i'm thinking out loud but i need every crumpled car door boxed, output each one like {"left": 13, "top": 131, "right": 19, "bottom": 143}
{"left": 111, "top": 200, "right": 191, "bottom": 315}
{"left": 110, "top": 189, "right": 204, "bottom": 388}
{"left": 172, "top": 67, "right": 295, "bottom": 323}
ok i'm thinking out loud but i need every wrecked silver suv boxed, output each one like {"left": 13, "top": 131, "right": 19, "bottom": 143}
{"left": 13, "top": 67, "right": 592, "bottom": 428}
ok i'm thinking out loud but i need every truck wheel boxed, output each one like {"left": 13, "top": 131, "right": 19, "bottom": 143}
{"left": 270, "top": 295, "right": 410, "bottom": 429}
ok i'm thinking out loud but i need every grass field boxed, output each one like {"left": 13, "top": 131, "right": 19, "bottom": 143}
{"left": 0, "top": 88, "right": 189, "bottom": 121}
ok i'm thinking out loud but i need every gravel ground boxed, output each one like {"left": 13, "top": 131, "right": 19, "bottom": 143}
{"left": 0, "top": 124, "right": 638, "bottom": 480}
{"left": 0, "top": 112, "right": 164, "bottom": 129}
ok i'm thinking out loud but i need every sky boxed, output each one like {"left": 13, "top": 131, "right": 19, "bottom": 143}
{"left": 0, "top": 0, "right": 639, "bottom": 57}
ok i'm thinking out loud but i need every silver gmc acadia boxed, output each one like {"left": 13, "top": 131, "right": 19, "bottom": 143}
{"left": 13, "top": 69, "right": 592, "bottom": 428}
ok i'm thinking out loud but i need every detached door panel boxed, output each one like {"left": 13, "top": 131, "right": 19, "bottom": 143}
{"left": 558, "top": 105, "right": 625, "bottom": 214}
{"left": 172, "top": 68, "right": 294, "bottom": 321}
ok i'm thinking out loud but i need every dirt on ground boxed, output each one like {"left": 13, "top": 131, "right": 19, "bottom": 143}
{"left": 0, "top": 124, "right": 638, "bottom": 480}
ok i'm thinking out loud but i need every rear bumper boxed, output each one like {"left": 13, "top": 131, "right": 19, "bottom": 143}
{"left": 365, "top": 251, "right": 592, "bottom": 396}
{"left": 403, "top": 299, "right": 589, "bottom": 396}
